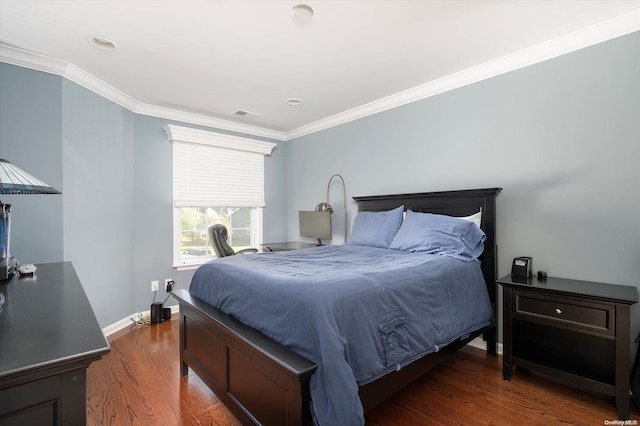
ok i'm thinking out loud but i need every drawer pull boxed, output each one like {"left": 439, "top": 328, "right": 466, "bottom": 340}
{"left": 555, "top": 308, "right": 562, "bottom": 315}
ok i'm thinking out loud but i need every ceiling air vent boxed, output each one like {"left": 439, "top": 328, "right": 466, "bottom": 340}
{"left": 233, "top": 109, "right": 260, "bottom": 120}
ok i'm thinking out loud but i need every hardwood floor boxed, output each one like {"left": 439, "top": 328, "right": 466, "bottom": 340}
{"left": 87, "top": 316, "right": 240, "bottom": 426}
{"left": 87, "top": 317, "right": 640, "bottom": 425}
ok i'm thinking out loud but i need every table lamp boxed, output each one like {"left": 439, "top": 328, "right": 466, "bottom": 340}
{"left": 0, "top": 158, "right": 61, "bottom": 282}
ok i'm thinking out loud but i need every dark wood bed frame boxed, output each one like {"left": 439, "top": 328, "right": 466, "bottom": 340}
{"left": 172, "top": 187, "right": 501, "bottom": 426}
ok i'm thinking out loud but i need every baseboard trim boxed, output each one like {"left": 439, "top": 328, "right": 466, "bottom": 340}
{"left": 468, "top": 336, "right": 504, "bottom": 355}
{"left": 102, "top": 304, "right": 180, "bottom": 338}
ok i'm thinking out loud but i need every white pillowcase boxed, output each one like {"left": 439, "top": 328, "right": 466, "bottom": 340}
{"left": 460, "top": 211, "right": 482, "bottom": 228}
{"left": 402, "top": 210, "right": 482, "bottom": 227}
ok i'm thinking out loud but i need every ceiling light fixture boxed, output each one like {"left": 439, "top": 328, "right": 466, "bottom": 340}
{"left": 287, "top": 98, "right": 303, "bottom": 106}
{"left": 290, "top": 4, "right": 314, "bottom": 22}
{"left": 88, "top": 36, "right": 117, "bottom": 50}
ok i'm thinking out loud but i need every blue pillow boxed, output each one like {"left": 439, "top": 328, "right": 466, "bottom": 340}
{"left": 347, "top": 205, "right": 404, "bottom": 248}
{"left": 390, "top": 210, "right": 486, "bottom": 260}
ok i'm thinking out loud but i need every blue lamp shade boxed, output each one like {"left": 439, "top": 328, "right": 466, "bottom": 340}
{"left": 0, "top": 159, "right": 61, "bottom": 195}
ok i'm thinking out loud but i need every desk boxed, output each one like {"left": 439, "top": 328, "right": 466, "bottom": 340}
{"left": 261, "top": 241, "right": 319, "bottom": 252}
{"left": 0, "top": 262, "right": 110, "bottom": 425}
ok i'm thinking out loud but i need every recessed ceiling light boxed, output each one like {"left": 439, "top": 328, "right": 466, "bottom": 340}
{"left": 287, "top": 98, "right": 303, "bottom": 106}
{"left": 88, "top": 36, "right": 117, "bottom": 50}
{"left": 290, "top": 4, "right": 314, "bottom": 22}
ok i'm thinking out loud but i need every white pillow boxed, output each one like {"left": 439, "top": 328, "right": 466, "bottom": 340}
{"left": 403, "top": 210, "right": 481, "bottom": 227}
{"left": 460, "top": 211, "right": 482, "bottom": 228}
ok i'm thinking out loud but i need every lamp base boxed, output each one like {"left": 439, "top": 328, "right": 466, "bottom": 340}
{"left": 0, "top": 257, "right": 18, "bottom": 281}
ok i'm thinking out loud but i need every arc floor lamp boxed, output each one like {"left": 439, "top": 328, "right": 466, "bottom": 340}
{"left": 315, "top": 174, "right": 347, "bottom": 243}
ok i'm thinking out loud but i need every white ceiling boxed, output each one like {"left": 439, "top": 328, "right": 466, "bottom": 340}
{"left": 1, "top": 1, "right": 639, "bottom": 140}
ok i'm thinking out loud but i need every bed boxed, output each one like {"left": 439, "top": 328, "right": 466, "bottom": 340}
{"left": 172, "top": 187, "right": 501, "bottom": 426}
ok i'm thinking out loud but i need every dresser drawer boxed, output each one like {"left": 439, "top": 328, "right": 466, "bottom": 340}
{"left": 514, "top": 291, "right": 614, "bottom": 336}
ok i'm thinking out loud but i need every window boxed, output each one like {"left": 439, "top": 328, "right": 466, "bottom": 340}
{"left": 166, "top": 125, "right": 275, "bottom": 269}
{"left": 178, "top": 206, "right": 257, "bottom": 258}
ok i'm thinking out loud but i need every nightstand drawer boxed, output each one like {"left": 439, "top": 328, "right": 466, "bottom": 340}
{"left": 514, "top": 291, "right": 614, "bottom": 336}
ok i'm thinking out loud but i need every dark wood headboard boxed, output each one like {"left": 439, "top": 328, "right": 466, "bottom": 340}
{"left": 353, "top": 188, "right": 502, "bottom": 351}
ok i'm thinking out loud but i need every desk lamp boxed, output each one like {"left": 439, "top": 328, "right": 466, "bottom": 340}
{"left": 0, "top": 158, "right": 61, "bottom": 285}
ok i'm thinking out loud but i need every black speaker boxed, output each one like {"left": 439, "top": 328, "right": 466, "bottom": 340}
{"left": 150, "top": 302, "right": 163, "bottom": 324}
{"left": 163, "top": 307, "right": 172, "bottom": 322}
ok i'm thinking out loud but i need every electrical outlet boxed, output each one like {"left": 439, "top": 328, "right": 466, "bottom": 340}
{"left": 165, "top": 278, "right": 173, "bottom": 290}
{"left": 151, "top": 280, "right": 159, "bottom": 292}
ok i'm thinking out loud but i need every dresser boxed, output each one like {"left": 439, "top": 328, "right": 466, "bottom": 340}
{"left": 0, "top": 262, "right": 110, "bottom": 425}
{"left": 497, "top": 274, "right": 638, "bottom": 420}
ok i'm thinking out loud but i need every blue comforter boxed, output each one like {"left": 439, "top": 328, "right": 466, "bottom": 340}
{"left": 189, "top": 245, "right": 492, "bottom": 426}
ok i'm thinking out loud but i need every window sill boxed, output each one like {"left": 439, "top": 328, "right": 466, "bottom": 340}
{"left": 173, "top": 264, "right": 202, "bottom": 272}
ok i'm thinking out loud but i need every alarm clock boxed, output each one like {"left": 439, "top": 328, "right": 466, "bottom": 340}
{"left": 511, "top": 256, "right": 532, "bottom": 278}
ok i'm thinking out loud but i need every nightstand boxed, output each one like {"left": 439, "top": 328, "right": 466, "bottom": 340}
{"left": 497, "top": 274, "right": 638, "bottom": 420}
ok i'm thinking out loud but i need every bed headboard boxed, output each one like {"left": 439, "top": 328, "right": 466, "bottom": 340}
{"left": 353, "top": 188, "right": 502, "bottom": 346}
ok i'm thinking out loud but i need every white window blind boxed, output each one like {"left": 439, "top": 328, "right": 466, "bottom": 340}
{"left": 166, "top": 125, "right": 276, "bottom": 207}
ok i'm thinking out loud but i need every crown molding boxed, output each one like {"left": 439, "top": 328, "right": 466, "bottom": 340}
{"left": 2, "top": 7, "right": 639, "bottom": 143}
{"left": 0, "top": 42, "right": 68, "bottom": 75}
{"left": 0, "top": 43, "right": 287, "bottom": 142}
{"left": 285, "top": 8, "right": 640, "bottom": 140}
{"left": 136, "top": 103, "right": 285, "bottom": 141}
{"left": 64, "top": 61, "right": 140, "bottom": 111}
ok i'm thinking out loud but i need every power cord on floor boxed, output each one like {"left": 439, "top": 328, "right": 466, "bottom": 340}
{"left": 129, "top": 289, "right": 158, "bottom": 326}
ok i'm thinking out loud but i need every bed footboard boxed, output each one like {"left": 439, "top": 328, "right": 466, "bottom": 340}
{"left": 172, "top": 289, "right": 318, "bottom": 426}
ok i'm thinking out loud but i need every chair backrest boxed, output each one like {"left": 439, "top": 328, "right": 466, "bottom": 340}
{"left": 209, "top": 224, "right": 236, "bottom": 258}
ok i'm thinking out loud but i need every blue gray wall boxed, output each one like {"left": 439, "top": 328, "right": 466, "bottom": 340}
{"left": 62, "top": 79, "right": 136, "bottom": 325}
{"left": 0, "top": 63, "right": 63, "bottom": 264}
{"left": 288, "top": 31, "right": 640, "bottom": 342}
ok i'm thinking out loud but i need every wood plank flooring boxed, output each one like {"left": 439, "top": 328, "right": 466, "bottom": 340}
{"left": 87, "top": 317, "right": 640, "bottom": 425}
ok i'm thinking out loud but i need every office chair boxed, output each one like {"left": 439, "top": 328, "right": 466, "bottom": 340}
{"left": 209, "top": 224, "right": 258, "bottom": 258}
